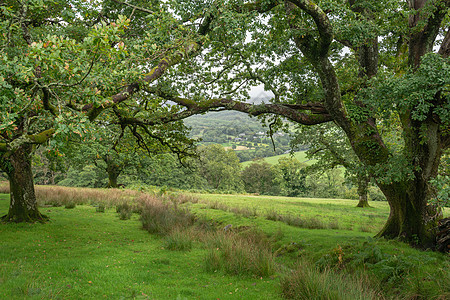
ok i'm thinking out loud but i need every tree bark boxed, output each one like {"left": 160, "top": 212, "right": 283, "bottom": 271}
{"left": 1, "top": 145, "right": 47, "bottom": 223}
{"left": 105, "top": 157, "right": 122, "bottom": 188}
{"left": 376, "top": 168, "right": 440, "bottom": 248}
{"left": 356, "top": 175, "right": 370, "bottom": 208}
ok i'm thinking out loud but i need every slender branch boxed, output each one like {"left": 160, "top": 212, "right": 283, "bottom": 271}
{"left": 84, "top": 40, "right": 201, "bottom": 121}
{"left": 110, "top": 0, "right": 155, "bottom": 14}
{"left": 47, "top": 44, "right": 100, "bottom": 88}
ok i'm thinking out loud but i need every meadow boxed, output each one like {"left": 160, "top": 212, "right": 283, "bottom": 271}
{"left": 0, "top": 184, "right": 449, "bottom": 299}
{"left": 240, "top": 151, "right": 312, "bottom": 167}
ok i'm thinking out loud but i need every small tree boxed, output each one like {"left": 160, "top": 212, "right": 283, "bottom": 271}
{"left": 242, "top": 160, "right": 278, "bottom": 195}
{"left": 197, "top": 144, "right": 244, "bottom": 192}
{"left": 292, "top": 123, "right": 371, "bottom": 207}
{"left": 274, "top": 157, "right": 309, "bottom": 197}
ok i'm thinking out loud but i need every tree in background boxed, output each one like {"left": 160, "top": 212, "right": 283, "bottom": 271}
{"left": 241, "top": 160, "right": 278, "bottom": 195}
{"left": 197, "top": 144, "right": 244, "bottom": 192}
{"left": 292, "top": 123, "right": 371, "bottom": 207}
{"left": 273, "top": 157, "right": 309, "bottom": 197}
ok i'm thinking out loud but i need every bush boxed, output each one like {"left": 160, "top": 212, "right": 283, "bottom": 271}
{"left": 368, "top": 186, "right": 386, "bottom": 201}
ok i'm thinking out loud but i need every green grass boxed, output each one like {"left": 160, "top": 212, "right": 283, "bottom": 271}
{"left": 1, "top": 189, "right": 449, "bottom": 299}
{"left": 241, "top": 151, "right": 314, "bottom": 167}
{"left": 192, "top": 194, "right": 390, "bottom": 233}
{"left": 0, "top": 194, "right": 280, "bottom": 299}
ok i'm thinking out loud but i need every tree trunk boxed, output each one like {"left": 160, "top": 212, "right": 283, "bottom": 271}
{"left": 1, "top": 145, "right": 47, "bottom": 223}
{"left": 107, "top": 170, "right": 120, "bottom": 188}
{"left": 105, "top": 157, "right": 122, "bottom": 189}
{"left": 356, "top": 175, "right": 370, "bottom": 208}
{"left": 376, "top": 178, "right": 439, "bottom": 248}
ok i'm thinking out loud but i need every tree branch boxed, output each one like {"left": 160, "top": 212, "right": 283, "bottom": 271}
{"left": 171, "top": 96, "right": 333, "bottom": 125}
{"left": 84, "top": 40, "right": 201, "bottom": 121}
{"left": 290, "top": 0, "right": 333, "bottom": 56}
{"left": 110, "top": 0, "right": 155, "bottom": 14}
{"left": 438, "top": 27, "right": 450, "bottom": 58}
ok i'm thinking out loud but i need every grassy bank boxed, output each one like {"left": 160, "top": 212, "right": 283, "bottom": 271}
{"left": 0, "top": 186, "right": 449, "bottom": 299}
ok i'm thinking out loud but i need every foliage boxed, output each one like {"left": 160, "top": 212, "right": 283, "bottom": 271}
{"left": 241, "top": 160, "right": 278, "bottom": 195}
{"left": 273, "top": 157, "right": 309, "bottom": 197}
{"left": 196, "top": 144, "right": 244, "bottom": 192}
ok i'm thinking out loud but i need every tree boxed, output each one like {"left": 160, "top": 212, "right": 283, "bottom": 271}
{"left": 0, "top": 0, "right": 201, "bottom": 222}
{"left": 274, "top": 157, "right": 309, "bottom": 197}
{"left": 158, "top": 0, "right": 450, "bottom": 247}
{"left": 242, "top": 160, "right": 278, "bottom": 194}
{"left": 2, "top": 0, "right": 449, "bottom": 248}
{"left": 292, "top": 123, "right": 371, "bottom": 207}
{"left": 197, "top": 144, "right": 244, "bottom": 192}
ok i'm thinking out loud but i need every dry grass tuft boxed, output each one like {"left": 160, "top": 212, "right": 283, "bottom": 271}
{"left": 138, "top": 194, "right": 196, "bottom": 236}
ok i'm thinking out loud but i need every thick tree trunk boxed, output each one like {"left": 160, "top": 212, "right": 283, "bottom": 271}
{"left": 376, "top": 179, "right": 439, "bottom": 248}
{"left": 1, "top": 145, "right": 47, "bottom": 223}
{"left": 107, "top": 170, "right": 120, "bottom": 188}
{"left": 105, "top": 158, "right": 122, "bottom": 189}
{"left": 356, "top": 176, "right": 370, "bottom": 208}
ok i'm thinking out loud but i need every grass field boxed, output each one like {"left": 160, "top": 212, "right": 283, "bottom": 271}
{"left": 240, "top": 151, "right": 313, "bottom": 167}
{"left": 1, "top": 188, "right": 449, "bottom": 299}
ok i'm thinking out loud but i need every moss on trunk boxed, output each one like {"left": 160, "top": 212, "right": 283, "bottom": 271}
{"left": 1, "top": 145, "right": 47, "bottom": 223}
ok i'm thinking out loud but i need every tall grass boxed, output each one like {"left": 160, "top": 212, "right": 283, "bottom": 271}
{"left": 0, "top": 181, "right": 8, "bottom": 194}
{"left": 204, "top": 230, "right": 275, "bottom": 277}
{"left": 280, "top": 260, "right": 381, "bottom": 300}
{"left": 138, "top": 194, "right": 196, "bottom": 236}
{"left": 0, "top": 183, "right": 141, "bottom": 207}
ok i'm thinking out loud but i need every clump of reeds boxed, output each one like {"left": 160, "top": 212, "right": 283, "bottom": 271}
{"left": 0, "top": 181, "right": 9, "bottom": 194}
{"left": 138, "top": 194, "right": 196, "bottom": 236}
{"left": 280, "top": 260, "right": 380, "bottom": 300}
{"left": 203, "top": 228, "right": 275, "bottom": 277}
